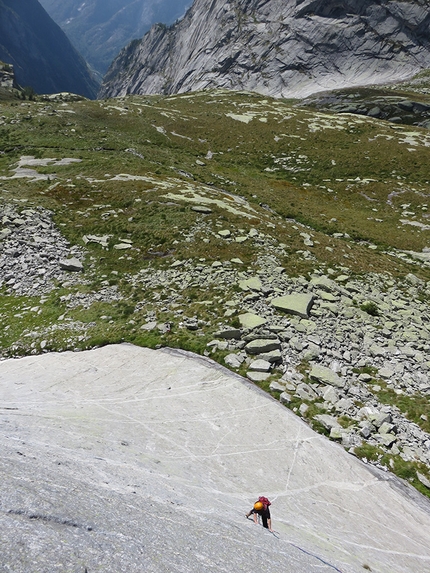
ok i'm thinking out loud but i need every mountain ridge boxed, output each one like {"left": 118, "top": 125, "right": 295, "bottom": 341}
{"left": 99, "top": 0, "right": 430, "bottom": 99}
{"left": 39, "top": 0, "right": 192, "bottom": 76}
{"left": 0, "top": 0, "right": 98, "bottom": 98}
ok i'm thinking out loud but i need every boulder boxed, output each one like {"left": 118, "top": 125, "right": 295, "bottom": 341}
{"left": 279, "top": 391, "right": 292, "bottom": 404}
{"left": 271, "top": 293, "right": 315, "bottom": 318}
{"left": 245, "top": 339, "right": 281, "bottom": 355}
{"left": 299, "top": 403, "right": 309, "bottom": 415}
{"left": 191, "top": 205, "right": 212, "bottom": 213}
{"left": 239, "top": 277, "right": 262, "bottom": 291}
{"left": 335, "top": 398, "right": 354, "bottom": 413}
{"left": 256, "top": 350, "right": 282, "bottom": 363}
{"left": 310, "top": 276, "right": 339, "bottom": 293}
{"left": 59, "top": 257, "right": 83, "bottom": 272}
{"left": 269, "top": 380, "right": 286, "bottom": 392}
{"left": 379, "top": 367, "right": 395, "bottom": 379}
{"left": 224, "top": 353, "right": 245, "bottom": 368}
{"left": 0, "top": 228, "right": 12, "bottom": 240}
{"left": 113, "top": 243, "right": 132, "bottom": 250}
{"left": 83, "top": 234, "right": 111, "bottom": 247}
{"left": 247, "top": 371, "right": 271, "bottom": 382}
{"left": 368, "top": 412, "right": 391, "bottom": 428}
{"left": 417, "top": 472, "right": 430, "bottom": 489}
{"left": 376, "top": 434, "right": 397, "bottom": 447}
{"left": 323, "top": 386, "right": 339, "bottom": 404}
{"left": 379, "top": 422, "right": 395, "bottom": 435}
{"left": 309, "top": 365, "right": 345, "bottom": 389}
{"left": 330, "top": 427, "right": 343, "bottom": 439}
{"left": 218, "top": 229, "right": 231, "bottom": 237}
{"left": 141, "top": 321, "right": 157, "bottom": 331}
{"left": 301, "top": 343, "right": 321, "bottom": 361}
{"left": 313, "top": 414, "right": 341, "bottom": 431}
{"left": 249, "top": 359, "right": 272, "bottom": 372}
{"left": 215, "top": 327, "right": 242, "bottom": 340}
{"left": 238, "top": 313, "right": 266, "bottom": 329}
{"left": 295, "top": 383, "right": 318, "bottom": 401}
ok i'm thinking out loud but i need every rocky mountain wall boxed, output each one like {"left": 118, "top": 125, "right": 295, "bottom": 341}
{"left": 99, "top": 0, "right": 430, "bottom": 99}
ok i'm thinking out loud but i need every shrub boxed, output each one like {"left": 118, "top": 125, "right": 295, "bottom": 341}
{"left": 360, "top": 301, "right": 379, "bottom": 316}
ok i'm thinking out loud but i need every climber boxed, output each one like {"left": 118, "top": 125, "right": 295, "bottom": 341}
{"left": 246, "top": 496, "right": 273, "bottom": 531}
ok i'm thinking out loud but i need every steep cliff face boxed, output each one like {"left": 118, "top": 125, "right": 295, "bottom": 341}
{"left": 39, "top": 0, "right": 192, "bottom": 76}
{"left": 100, "top": 0, "right": 430, "bottom": 99}
{"left": 0, "top": 0, "right": 98, "bottom": 98}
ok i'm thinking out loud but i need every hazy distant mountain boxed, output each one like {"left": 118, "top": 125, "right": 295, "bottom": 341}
{"left": 39, "top": 0, "right": 192, "bottom": 76}
{"left": 100, "top": 0, "right": 430, "bottom": 100}
{"left": 0, "top": 0, "right": 98, "bottom": 98}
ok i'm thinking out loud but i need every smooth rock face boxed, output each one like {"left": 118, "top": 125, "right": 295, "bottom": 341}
{"left": 1, "top": 345, "right": 430, "bottom": 573}
{"left": 100, "top": 0, "right": 430, "bottom": 99}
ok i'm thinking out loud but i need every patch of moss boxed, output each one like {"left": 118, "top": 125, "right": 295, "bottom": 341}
{"left": 375, "top": 384, "right": 430, "bottom": 433}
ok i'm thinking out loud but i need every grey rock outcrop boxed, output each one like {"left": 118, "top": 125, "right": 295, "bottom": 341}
{"left": 0, "top": 61, "right": 19, "bottom": 90}
{"left": 100, "top": 0, "right": 430, "bottom": 99}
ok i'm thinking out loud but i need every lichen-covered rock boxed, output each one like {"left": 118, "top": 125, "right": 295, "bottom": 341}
{"left": 309, "top": 365, "right": 345, "bottom": 389}
{"left": 247, "top": 371, "right": 271, "bottom": 382}
{"left": 271, "top": 293, "right": 315, "bottom": 319}
{"left": 238, "top": 313, "right": 266, "bottom": 329}
{"left": 239, "top": 277, "right": 263, "bottom": 292}
{"left": 245, "top": 339, "right": 281, "bottom": 355}
{"left": 249, "top": 359, "right": 272, "bottom": 372}
{"left": 215, "top": 327, "right": 242, "bottom": 340}
{"left": 314, "top": 414, "right": 341, "bottom": 431}
{"left": 224, "top": 353, "right": 245, "bottom": 369}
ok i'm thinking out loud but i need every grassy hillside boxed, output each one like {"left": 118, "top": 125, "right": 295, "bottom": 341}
{"left": 1, "top": 84, "right": 430, "bottom": 494}
{"left": 1, "top": 87, "right": 429, "bottom": 348}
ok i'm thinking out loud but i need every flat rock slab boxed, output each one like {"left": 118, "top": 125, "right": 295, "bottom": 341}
{"left": 238, "top": 312, "right": 267, "bottom": 329}
{"left": 245, "top": 338, "right": 281, "bottom": 355}
{"left": 239, "top": 277, "right": 263, "bottom": 291}
{"left": 247, "top": 371, "right": 271, "bottom": 382}
{"left": 1, "top": 344, "right": 430, "bottom": 573}
{"left": 249, "top": 359, "right": 272, "bottom": 372}
{"left": 271, "top": 293, "right": 315, "bottom": 318}
{"left": 214, "top": 327, "right": 241, "bottom": 340}
{"left": 309, "top": 364, "right": 345, "bottom": 388}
